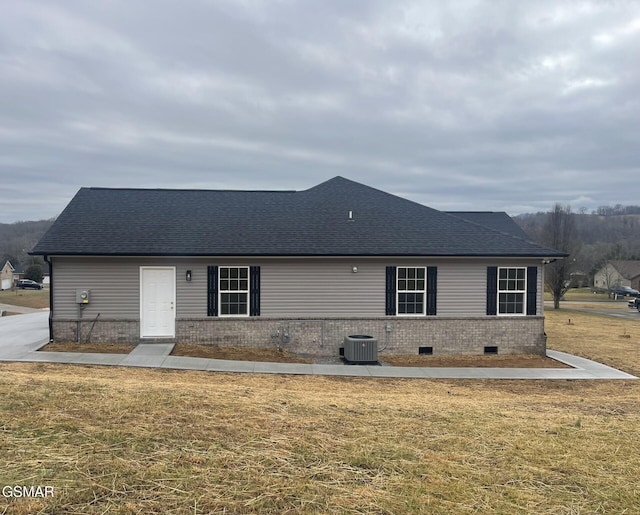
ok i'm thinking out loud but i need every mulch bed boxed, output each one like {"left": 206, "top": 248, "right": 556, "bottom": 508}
{"left": 170, "top": 344, "right": 313, "bottom": 363}
{"left": 383, "top": 354, "right": 571, "bottom": 368}
{"left": 38, "top": 342, "right": 136, "bottom": 354}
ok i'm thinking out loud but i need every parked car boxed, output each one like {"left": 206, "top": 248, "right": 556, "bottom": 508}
{"left": 17, "top": 279, "right": 43, "bottom": 290}
{"left": 610, "top": 286, "right": 640, "bottom": 297}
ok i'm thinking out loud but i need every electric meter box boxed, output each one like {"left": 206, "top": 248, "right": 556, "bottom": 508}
{"left": 76, "top": 289, "right": 91, "bottom": 304}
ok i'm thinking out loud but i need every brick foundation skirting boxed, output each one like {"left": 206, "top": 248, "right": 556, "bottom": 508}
{"left": 52, "top": 316, "right": 546, "bottom": 356}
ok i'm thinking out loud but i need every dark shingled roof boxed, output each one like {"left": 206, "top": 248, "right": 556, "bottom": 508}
{"left": 608, "top": 260, "right": 640, "bottom": 280}
{"left": 446, "top": 212, "right": 532, "bottom": 240}
{"left": 32, "top": 177, "right": 566, "bottom": 258}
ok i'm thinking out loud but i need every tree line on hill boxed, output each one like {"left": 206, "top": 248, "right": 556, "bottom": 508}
{"left": 515, "top": 205, "right": 640, "bottom": 307}
{"left": 0, "top": 219, "right": 54, "bottom": 283}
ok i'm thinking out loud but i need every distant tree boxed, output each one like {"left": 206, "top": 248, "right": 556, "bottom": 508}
{"left": 574, "top": 242, "right": 611, "bottom": 284}
{"left": 0, "top": 218, "right": 55, "bottom": 266}
{"left": 542, "top": 204, "right": 578, "bottom": 309}
{"left": 514, "top": 205, "right": 640, "bottom": 290}
{"left": 24, "top": 263, "right": 43, "bottom": 283}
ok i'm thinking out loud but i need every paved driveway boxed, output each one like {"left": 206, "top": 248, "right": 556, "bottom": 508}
{"left": 0, "top": 311, "right": 49, "bottom": 359}
{"left": 0, "top": 302, "right": 44, "bottom": 315}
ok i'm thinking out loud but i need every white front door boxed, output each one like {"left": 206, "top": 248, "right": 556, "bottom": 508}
{"left": 140, "top": 267, "right": 175, "bottom": 338}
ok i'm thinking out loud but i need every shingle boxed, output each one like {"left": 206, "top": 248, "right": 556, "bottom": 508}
{"left": 609, "top": 260, "right": 640, "bottom": 279}
{"left": 32, "top": 177, "right": 566, "bottom": 257}
{"left": 446, "top": 212, "right": 532, "bottom": 240}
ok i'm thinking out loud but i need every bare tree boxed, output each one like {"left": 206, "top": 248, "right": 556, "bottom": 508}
{"left": 542, "top": 204, "right": 578, "bottom": 309}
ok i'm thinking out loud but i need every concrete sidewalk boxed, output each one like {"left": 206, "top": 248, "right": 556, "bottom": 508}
{"left": 2, "top": 343, "right": 636, "bottom": 380}
{"left": 0, "top": 312, "right": 636, "bottom": 380}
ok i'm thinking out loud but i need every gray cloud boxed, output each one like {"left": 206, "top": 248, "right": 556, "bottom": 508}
{"left": 1, "top": 0, "right": 639, "bottom": 222}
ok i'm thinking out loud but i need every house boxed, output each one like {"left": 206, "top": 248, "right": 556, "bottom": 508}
{"left": 594, "top": 261, "right": 640, "bottom": 292}
{"left": 1, "top": 260, "right": 15, "bottom": 290}
{"left": 2, "top": 262, "right": 50, "bottom": 287}
{"left": 11, "top": 263, "right": 25, "bottom": 283}
{"left": 31, "top": 177, "right": 566, "bottom": 356}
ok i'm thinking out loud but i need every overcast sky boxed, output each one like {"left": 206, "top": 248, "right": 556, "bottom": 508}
{"left": 1, "top": 0, "right": 639, "bottom": 222}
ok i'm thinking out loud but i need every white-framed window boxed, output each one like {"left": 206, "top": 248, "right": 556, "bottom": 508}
{"left": 397, "top": 267, "right": 426, "bottom": 315}
{"left": 219, "top": 266, "right": 249, "bottom": 316}
{"left": 498, "top": 267, "right": 526, "bottom": 315}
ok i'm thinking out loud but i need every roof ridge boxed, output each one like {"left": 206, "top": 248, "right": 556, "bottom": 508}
{"left": 447, "top": 210, "right": 505, "bottom": 214}
{"left": 303, "top": 176, "right": 444, "bottom": 214}
{"left": 84, "top": 186, "right": 297, "bottom": 193}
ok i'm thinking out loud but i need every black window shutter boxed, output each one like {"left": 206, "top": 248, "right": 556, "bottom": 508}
{"left": 426, "top": 266, "right": 437, "bottom": 316}
{"left": 207, "top": 266, "right": 218, "bottom": 317}
{"left": 486, "top": 266, "right": 498, "bottom": 316}
{"left": 250, "top": 266, "right": 261, "bottom": 316}
{"left": 385, "top": 266, "right": 397, "bottom": 315}
{"left": 526, "top": 266, "right": 538, "bottom": 315}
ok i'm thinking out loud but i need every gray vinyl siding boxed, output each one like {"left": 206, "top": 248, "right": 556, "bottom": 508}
{"left": 52, "top": 257, "right": 208, "bottom": 319}
{"left": 51, "top": 257, "right": 543, "bottom": 320}
{"left": 437, "top": 260, "right": 543, "bottom": 317}
{"left": 260, "top": 260, "right": 384, "bottom": 317}
{"left": 52, "top": 257, "right": 141, "bottom": 319}
{"left": 437, "top": 262, "right": 487, "bottom": 317}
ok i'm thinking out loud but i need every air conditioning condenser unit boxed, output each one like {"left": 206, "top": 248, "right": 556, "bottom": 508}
{"left": 343, "top": 335, "right": 378, "bottom": 364}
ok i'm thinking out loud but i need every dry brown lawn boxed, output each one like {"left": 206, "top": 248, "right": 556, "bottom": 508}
{"left": 0, "top": 288, "right": 49, "bottom": 309}
{"left": 545, "top": 287, "right": 625, "bottom": 303}
{"left": 545, "top": 307, "right": 640, "bottom": 377}
{"left": 0, "top": 309, "right": 638, "bottom": 513}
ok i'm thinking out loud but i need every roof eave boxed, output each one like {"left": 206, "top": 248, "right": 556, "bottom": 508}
{"left": 31, "top": 250, "right": 569, "bottom": 258}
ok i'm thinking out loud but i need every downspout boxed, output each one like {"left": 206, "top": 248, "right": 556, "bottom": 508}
{"left": 44, "top": 255, "right": 53, "bottom": 341}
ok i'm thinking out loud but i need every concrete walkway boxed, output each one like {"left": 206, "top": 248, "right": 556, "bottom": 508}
{"left": 4, "top": 343, "right": 638, "bottom": 380}
{"left": 0, "top": 312, "right": 636, "bottom": 380}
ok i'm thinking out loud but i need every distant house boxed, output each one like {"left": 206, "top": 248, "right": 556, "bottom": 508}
{"left": 31, "top": 177, "right": 566, "bottom": 356}
{"left": 594, "top": 261, "right": 640, "bottom": 291}
{"left": 4, "top": 262, "right": 50, "bottom": 286}
{"left": 1, "top": 260, "right": 15, "bottom": 290}
{"left": 11, "top": 263, "right": 25, "bottom": 283}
